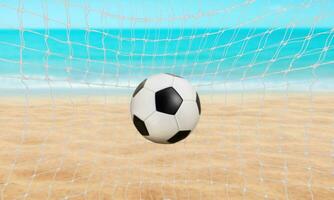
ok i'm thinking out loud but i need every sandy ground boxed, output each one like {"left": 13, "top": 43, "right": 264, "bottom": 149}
{"left": 0, "top": 93, "right": 333, "bottom": 200}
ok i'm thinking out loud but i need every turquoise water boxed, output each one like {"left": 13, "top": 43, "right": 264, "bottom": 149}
{"left": 0, "top": 28, "right": 333, "bottom": 93}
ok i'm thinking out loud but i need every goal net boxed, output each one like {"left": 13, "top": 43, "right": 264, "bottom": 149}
{"left": 0, "top": 0, "right": 333, "bottom": 199}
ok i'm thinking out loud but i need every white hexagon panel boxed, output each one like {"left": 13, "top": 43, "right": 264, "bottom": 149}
{"left": 144, "top": 73, "right": 174, "bottom": 92}
{"left": 144, "top": 112, "right": 179, "bottom": 144}
{"left": 130, "top": 87, "right": 156, "bottom": 120}
{"left": 173, "top": 76, "right": 197, "bottom": 101}
{"left": 175, "top": 101, "right": 200, "bottom": 131}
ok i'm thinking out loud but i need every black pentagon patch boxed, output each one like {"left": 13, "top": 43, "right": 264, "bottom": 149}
{"left": 132, "top": 79, "right": 147, "bottom": 97}
{"left": 196, "top": 92, "right": 201, "bottom": 115}
{"left": 165, "top": 73, "right": 182, "bottom": 78}
{"left": 168, "top": 130, "right": 191, "bottom": 143}
{"left": 155, "top": 87, "right": 183, "bottom": 115}
{"left": 133, "top": 115, "right": 149, "bottom": 136}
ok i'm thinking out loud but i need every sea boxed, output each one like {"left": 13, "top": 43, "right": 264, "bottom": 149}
{"left": 0, "top": 28, "right": 333, "bottom": 95}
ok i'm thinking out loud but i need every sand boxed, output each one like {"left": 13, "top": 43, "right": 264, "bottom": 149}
{"left": 0, "top": 93, "right": 333, "bottom": 199}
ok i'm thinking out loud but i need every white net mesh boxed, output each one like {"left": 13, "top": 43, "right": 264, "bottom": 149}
{"left": 0, "top": 0, "right": 333, "bottom": 199}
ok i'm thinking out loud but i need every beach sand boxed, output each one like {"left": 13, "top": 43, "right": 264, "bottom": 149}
{"left": 0, "top": 93, "right": 333, "bottom": 199}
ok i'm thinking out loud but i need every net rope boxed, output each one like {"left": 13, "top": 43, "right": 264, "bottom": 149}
{"left": 0, "top": 0, "right": 333, "bottom": 199}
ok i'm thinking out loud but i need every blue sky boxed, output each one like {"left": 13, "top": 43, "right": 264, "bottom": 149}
{"left": 0, "top": 0, "right": 333, "bottom": 28}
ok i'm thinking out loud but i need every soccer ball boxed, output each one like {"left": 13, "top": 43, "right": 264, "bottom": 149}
{"left": 130, "top": 73, "right": 201, "bottom": 144}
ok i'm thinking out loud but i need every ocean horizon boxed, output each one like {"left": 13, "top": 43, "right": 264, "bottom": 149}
{"left": 0, "top": 28, "right": 333, "bottom": 94}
